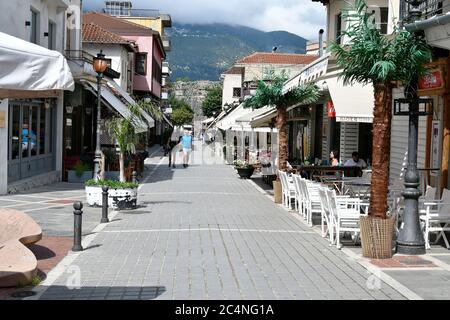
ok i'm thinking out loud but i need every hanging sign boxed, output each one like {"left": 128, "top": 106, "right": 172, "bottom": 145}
{"left": 327, "top": 101, "right": 336, "bottom": 118}
{"left": 418, "top": 68, "right": 444, "bottom": 91}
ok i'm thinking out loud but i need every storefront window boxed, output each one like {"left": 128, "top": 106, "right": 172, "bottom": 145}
{"left": 31, "top": 106, "right": 38, "bottom": 156}
{"left": 11, "top": 105, "right": 20, "bottom": 160}
{"left": 39, "top": 107, "right": 46, "bottom": 155}
{"left": 22, "top": 106, "right": 30, "bottom": 158}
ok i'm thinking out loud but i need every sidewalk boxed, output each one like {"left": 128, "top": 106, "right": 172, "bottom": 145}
{"left": 0, "top": 144, "right": 162, "bottom": 300}
{"left": 249, "top": 172, "right": 450, "bottom": 300}
{"left": 28, "top": 141, "right": 405, "bottom": 300}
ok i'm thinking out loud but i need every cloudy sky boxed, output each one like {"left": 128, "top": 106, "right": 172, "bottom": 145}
{"left": 83, "top": 0, "right": 327, "bottom": 40}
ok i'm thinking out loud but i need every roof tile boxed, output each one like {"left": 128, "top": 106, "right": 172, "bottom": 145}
{"left": 236, "top": 52, "right": 318, "bottom": 65}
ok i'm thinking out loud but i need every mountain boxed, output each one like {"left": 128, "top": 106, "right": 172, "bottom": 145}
{"left": 167, "top": 23, "right": 308, "bottom": 81}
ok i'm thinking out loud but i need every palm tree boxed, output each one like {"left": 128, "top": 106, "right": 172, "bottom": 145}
{"left": 105, "top": 101, "right": 163, "bottom": 182}
{"left": 244, "top": 70, "right": 320, "bottom": 170}
{"left": 329, "top": 0, "right": 431, "bottom": 219}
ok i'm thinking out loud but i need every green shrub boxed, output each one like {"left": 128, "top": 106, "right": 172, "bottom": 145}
{"left": 85, "top": 179, "right": 138, "bottom": 189}
{"left": 73, "top": 161, "right": 91, "bottom": 177}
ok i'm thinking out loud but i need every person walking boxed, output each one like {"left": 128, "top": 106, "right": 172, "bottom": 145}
{"left": 181, "top": 128, "right": 193, "bottom": 168}
{"left": 167, "top": 127, "right": 181, "bottom": 168}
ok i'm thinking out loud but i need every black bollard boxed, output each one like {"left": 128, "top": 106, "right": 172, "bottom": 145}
{"left": 101, "top": 185, "right": 109, "bottom": 223}
{"left": 72, "top": 201, "right": 83, "bottom": 252}
{"left": 132, "top": 171, "right": 137, "bottom": 183}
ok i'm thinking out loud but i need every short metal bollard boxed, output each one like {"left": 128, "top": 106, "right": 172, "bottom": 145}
{"left": 72, "top": 201, "right": 83, "bottom": 252}
{"left": 132, "top": 171, "right": 137, "bottom": 183}
{"left": 101, "top": 185, "right": 109, "bottom": 223}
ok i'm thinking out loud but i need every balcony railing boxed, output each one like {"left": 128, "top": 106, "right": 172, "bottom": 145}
{"left": 400, "top": 0, "right": 448, "bottom": 23}
{"left": 65, "top": 50, "right": 95, "bottom": 63}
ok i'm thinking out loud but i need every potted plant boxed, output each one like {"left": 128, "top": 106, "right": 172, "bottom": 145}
{"left": 67, "top": 161, "right": 93, "bottom": 183}
{"left": 85, "top": 100, "right": 162, "bottom": 210}
{"left": 329, "top": 0, "right": 431, "bottom": 259}
{"left": 85, "top": 179, "right": 138, "bottom": 210}
{"left": 234, "top": 160, "right": 255, "bottom": 179}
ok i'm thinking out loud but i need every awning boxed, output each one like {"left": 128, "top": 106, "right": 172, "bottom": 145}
{"left": 406, "top": 13, "right": 450, "bottom": 50}
{"left": 235, "top": 106, "right": 274, "bottom": 123}
{"left": 250, "top": 107, "right": 277, "bottom": 128}
{"left": 105, "top": 79, "right": 155, "bottom": 128}
{"left": 282, "top": 54, "right": 329, "bottom": 94}
{"left": 216, "top": 103, "right": 254, "bottom": 130}
{"left": 0, "top": 31, "right": 74, "bottom": 92}
{"left": 83, "top": 81, "right": 147, "bottom": 133}
{"left": 202, "top": 117, "right": 215, "bottom": 124}
{"left": 321, "top": 71, "right": 374, "bottom": 123}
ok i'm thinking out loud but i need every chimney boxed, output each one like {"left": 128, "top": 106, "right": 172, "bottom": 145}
{"left": 318, "top": 29, "right": 324, "bottom": 57}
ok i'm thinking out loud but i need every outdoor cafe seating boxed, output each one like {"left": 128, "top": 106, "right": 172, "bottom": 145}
{"left": 278, "top": 164, "right": 450, "bottom": 250}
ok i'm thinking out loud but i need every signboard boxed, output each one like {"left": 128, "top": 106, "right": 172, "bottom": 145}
{"left": 418, "top": 68, "right": 445, "bottom": 91}
{"left": 431, "top": 120, "right": 441, "bottom": 172}
{"left": 327, "top": 101, "right": 336, "bottom": 118}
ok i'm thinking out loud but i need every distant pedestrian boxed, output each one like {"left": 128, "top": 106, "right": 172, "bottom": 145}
{"left": 330, "top": 150, "right": 340, "bottom": 167}
{"left": 168, "top": 127, "right": 181, "bottom": 168}
{"left": 181, "top": 129, "right": 193, "bottom": 168}
{"left": 344, "top": 151, "right": 367, "bottom": 169}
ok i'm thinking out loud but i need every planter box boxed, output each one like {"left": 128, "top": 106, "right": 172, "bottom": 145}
{"left": 85, "top": 185, "right": 137, "bottom": 210}
{"left": 68, "top": 171, "right": 93, "bottom": 183}
{"left": 109, "top": 187, "right": 138, "bottom": 210}
{"left": 235, "top": 167, "right": 255, "bottom": 179}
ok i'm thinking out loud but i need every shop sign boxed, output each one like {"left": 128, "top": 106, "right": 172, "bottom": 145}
{"left": 328, "top": 101, "right": 336, "bottom": 118}
{"left": 418, "top": 68, "right": 444, "bottom": 91}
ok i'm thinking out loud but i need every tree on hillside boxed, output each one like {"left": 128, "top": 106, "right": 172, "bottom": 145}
{"left": 329, "top": 0, "right": 431, "bottom": 220}
{"left": 202, "top": 85, "right": 223, "bottom": 118}
{"left": 171, "top": 107, "right": 194, "bottom": 126}
{"left": 244, "top": 70, "right": 319, "bottom": 171}
{"left": 168, "top": 93, "right": 194, "bottom": 113}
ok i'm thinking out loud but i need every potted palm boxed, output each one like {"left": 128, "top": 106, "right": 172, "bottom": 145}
{"left": 329, "top": 0, "right": 431, "bottom": 258}
{"left": 234, "top": 160, "right": 255, "bottom": 179}
{"left": 243, "top": 70, "right": 319, "bottom": 202}
{"left": 85, "top": 100, "right": 162, "bottom": 210}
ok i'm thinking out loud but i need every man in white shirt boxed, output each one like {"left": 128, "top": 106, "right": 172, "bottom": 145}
{"left": 344, "top": 152, "right": 367, "bottom": 169}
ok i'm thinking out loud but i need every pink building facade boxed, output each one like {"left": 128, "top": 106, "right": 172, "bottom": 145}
{"left": 83, "top": 12, "right": 165, "bottom": 100}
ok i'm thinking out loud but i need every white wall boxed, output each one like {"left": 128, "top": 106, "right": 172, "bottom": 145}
{"left": 0, "top": 0, "right": 70, "bottom": 54}
{"left": 84, "top": 43, "right": 131, "bottom": 91}
{"left": 222, "top": 73, "right": 242, "bottom": 108}
{"left": 0, "top": 99, "right": 8, "bottom": 194}
{"left": 326, "top": 0, "right": 390, "bottom": 47}
{"left": 389, "top": 87, "right": 427, "bottom": 185}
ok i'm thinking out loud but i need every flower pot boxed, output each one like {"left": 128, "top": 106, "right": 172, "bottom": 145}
{"left": 236, "top": 167, "right": 255, "bottom": 179}
{"left": 109, "top": 187, "right": 138, "bottom": 210}
{"left": 360, "top": 216, "right": 395, "bottom": 259}
{"left": 273, "top": 179, "right": 282, "bottom": 204}
{"left": 68, "top": 171, "right": 93, "bottom": 183}
{"left": 85, "top": 186, "right": 138, "bottom": 210}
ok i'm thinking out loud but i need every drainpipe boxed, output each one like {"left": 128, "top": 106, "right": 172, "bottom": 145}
{"left": 318, "top": 29, "right": 324, "bottom": 57}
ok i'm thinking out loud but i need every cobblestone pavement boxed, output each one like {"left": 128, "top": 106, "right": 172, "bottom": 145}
{"left": 34, "top": 141, "right": 406, "bottom": 300}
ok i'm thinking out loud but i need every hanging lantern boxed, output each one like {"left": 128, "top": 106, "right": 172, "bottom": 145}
{"left": 93, "top": 50, "right": 108, "bottom": 74}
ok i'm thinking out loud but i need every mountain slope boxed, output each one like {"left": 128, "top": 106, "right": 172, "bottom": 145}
{"left": 167, "top": 23, "right": 308, "bottom": 81}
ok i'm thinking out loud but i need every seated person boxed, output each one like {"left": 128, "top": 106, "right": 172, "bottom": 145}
{"left": 344, "top": 152, "right": 367, "bottom": 169}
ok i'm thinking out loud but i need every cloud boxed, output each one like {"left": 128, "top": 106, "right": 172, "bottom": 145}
{"left": 83, "top": 0, "right": 326, "bottom": 40}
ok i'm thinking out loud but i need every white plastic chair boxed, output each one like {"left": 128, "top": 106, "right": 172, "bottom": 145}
{"left": 301, "top": 178, "right": 322, "bottom": 227}
{"left": 421, "top": 188, "right": 450, "bottom": 250}
{"left": 278, "top": 170, "right": 297, "bottom": 210}
{"left": 327, "top": 189, "right": 365, "bottom": 249}
{"left": 318, "top": 186, "right": 333, "bottom": 241}
{"left": 292, "top": 174, "right": 306, "bottom": 218}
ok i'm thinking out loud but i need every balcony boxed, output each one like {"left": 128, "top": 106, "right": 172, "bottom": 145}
{"left": 162, "top": 36, "right": 171, "bottom": 52}
{"left": 161, "top": 92, "right": 169, "bottom": 100}
{"left": 400, "top": 0, "right": 447, "bottom": 23}
{"left": 162, "top": 62, "right": 171, "bottom": 75}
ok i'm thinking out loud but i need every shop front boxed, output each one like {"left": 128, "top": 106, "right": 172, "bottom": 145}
{"left": 0, "top": 32, "right": 74, "bottom": 194}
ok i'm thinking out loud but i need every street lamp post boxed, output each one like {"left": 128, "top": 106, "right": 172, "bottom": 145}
{"left": 92, "top": 50, "right": 108, "bottom": 181}
{"left": 396, "top": 0, "right": 431, "bottom": 254}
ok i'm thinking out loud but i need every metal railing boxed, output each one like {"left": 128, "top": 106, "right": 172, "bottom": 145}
{"left": 104, "top": 8, "right": 161, "bottom": 18}
{"left": 400, "top": 0, "right": 449, "bottom": 23}
{"left": 64, "top": 50, "right": 95, "bottom": 64}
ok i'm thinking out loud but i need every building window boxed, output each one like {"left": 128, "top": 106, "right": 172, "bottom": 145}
{"left": 335, "top": 13, "right": 342, "bottom": 45}
{"left": 379, "top": 7, "right": 388, "bottom": 35}
{"left": 48, "top": 21, "right": 56, "bottom": 50}
{"left": 30, "top": 8, "right": 39, "bottom": 44}
{"left": 152, "top": 55, "right": 162, "bottom": 83}
{"left": 233, "top": 88, "right": 241, "bottom": 98}
{"left": 135, "top": 53, "right": 147, "bottom": 76}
